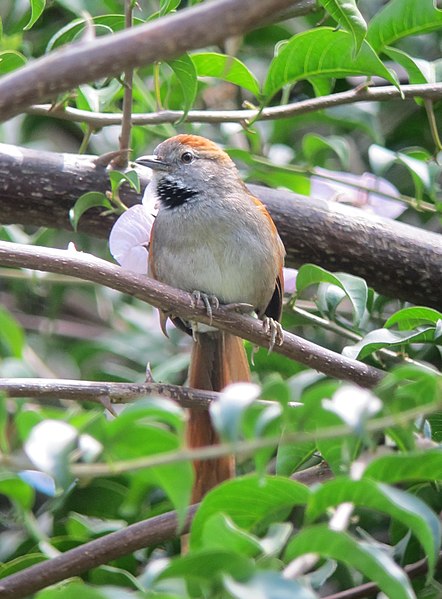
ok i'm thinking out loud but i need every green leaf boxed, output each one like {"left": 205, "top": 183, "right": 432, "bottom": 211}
{"left": 167, "top": 53, "right": 198, "bottom": 119}
{"left": 69, "top": 192, "right": 111, "bottom": 231}
{"left": 383, "top": 47, "right": 432, "bottom": 85}
{"left": 0, "top": 554, "right": 47, "bottom": 578}
{"left": 0, "top": 306, "right": 25, "bottom": 358}
{"left": 367, "top": 0, "right": 442, "bottom": 53}
{"left": 156, "top": 549, "right": 254, "bottom": 582}
{"left": 302, "top": 133, "right": 350, "bottom": 168}
{"left": 192, "top": 52, "right": 261, "bottom": 97}
{"left": 24, "top": 0, "right": 46, "bottom": 30}
{"left": 318, "top": 0, "right": 367, "bottom": 53}
{"left": 364, "top": 449, "right": 442, "bottom": 484}
{"left": 36, "top": 582, "right": 112, "bottom": 599}
{"left": 385, "top": 307, "right": 442, "bottom": 331}
{"left": 46, "top": 15, "right": 144, "bottom": 51}
{"left": 296, "top": 264, "right": 368, "bottom": 326}
{"left": 0, "top": 473, "right": 34, "bottom": 510}
{"left": 108, "top": 170, "right": 140, "bottom": 194}
{"left": 0, "top": 51, "right": 26, "bottom": 74}
{"left": 224, "top": 571, "right": 317, "bottom": 599}
{"left": 343, "top": 327, "right": 436, "bottom": 360}
{"left": 306, "top": 478, "right": 441, "bottom": 576}
{"left": 160, "top": 0, "right": 181, "bottom": 15}
{"left": 285, "top": 525, "right": 415, "bottom": 599}
{"left": 190, "top": 475, "right": 310, "bottom": 550}
{"left": 210, "top": 383, "right": 261, "bottom": 442}
{"left": 264, "top": 28, "right": 399, "bottom": 101}
{"left": 200, "top": 513, "right": 262, "bottom": 556}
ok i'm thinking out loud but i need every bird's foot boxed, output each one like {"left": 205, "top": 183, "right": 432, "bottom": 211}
{"left": 191, "top": 290, "right": 219, "bottom": 325}
{"left": 262, "top": 316, "right": 284, "bottom": 352}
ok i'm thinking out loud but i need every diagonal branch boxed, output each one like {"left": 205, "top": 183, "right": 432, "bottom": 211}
{"left": 0, "top": 0, "right": 305, "bottom": 123}
{"left": 0, "top": 240, "right": 384, "bottom": 388}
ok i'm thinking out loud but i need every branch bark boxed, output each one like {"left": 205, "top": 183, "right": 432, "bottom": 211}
{"left": 0, "top": 378, "right": 216, "bottom": 410}
{"left": 0, "top": 241, "right": 384, "bottom": 388}
{"left": 0, "top": 0, "right": 304, "bottom": 123}
{"left": 0, "top": 143, "right": 441, "bottom": 308}
{"left": 26, "top": 83, "right": 442, "bottom": 127}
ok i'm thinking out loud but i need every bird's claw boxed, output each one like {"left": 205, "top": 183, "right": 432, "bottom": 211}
{"left": 191, "top": 290, "right": 219, "bottom": 325}
{"left": 262, "top": 316, "right": 284, "bottom": 352}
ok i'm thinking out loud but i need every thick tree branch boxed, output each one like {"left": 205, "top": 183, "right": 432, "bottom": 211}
{"left": 0, "top": 241, "right": 384, "bottom": 388}
{"left": 0, "top": 144, "right": 440, "bottom": 308}
{"left": 26, "top": 83, "right": 442, "bottom": 127}
{"left": 0, "top": 0, "right": 304, "bottom": 123}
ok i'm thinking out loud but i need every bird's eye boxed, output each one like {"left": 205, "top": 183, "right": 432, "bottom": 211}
{"left": 181, "top": 151, "right": 194, "bottom": 164}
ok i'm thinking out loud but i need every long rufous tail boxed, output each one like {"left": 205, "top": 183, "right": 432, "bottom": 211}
{"left": 187, "top": 332, "right": 250, "bottom": 502}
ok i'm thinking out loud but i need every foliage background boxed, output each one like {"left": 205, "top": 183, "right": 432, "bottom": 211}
{"left": 0, "top": 0, "right": 441, "bottom": 597}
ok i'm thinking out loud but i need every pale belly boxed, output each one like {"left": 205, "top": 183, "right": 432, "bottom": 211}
{"left": 150, "top": 213, "right": 277, "bottom": 312}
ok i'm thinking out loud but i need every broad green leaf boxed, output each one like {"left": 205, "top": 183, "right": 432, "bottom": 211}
{"left": 167, "top": 53, "right": 198, "bottom": 119}
{"left": 302, "top": 133, "right": 350, "bottom": 169}
{"left": 0, "top": 51, "right": 26, "bottom": 74}
{"left": 109, "top": 170, "right": 141, "bottom": 194}
{"left": 285, "top": 525, "right": 415, "bottom": 599}
{"left": 24, "top": 0, "right": 46, "bottom": 30}
{"left": 69, "top": 192, "right": 111, "bottom": 231}
{"left": 276, "top": 440, "right": 316, "bottom": 476}
{"left": 0, "top": 307, "right": 25, "bottom": 358}
{"left": 156, "top": 549, "right": 254, "bottom": 582}
{"left": 264, "top": 28, "right": 399, "bottom": 101}
{"left": 383, "top": 47, "right": 432, "bottom": 85}
{"left": 343, "top": 327, "right": 436, "bottom": 360}
{"left": 191, "top": 52, "right": 261, "bottom": 97}
{"left": 0, "top": 473, "right": 34, "bottom": 510}
{"left": 190, "top": 475, "right": 310, "bottom": 550}
{"left": 364, "top": 450, "right": 442, "bottom": 483}
{"left": 306, "top": 478, "right": 441, "bottom": 576}
{"left": 369, "top": 144, "right": 432, "bottom": 199}
{"left": 296, "top": 264, "right": 368, "bottom": 326}
{"left": 211, "top": 383, "right": 261, "bottom": 443}
{"left": 107, "top": 408, "right": 192, "bottom": 527}
{"left": 224, "top": 571, "right": 317, "bottom": 599}
{"left": 367, "top": 0, "right": 442, "bottom": 53}
{"left": 46, "top": 15, "right": 144, "bottom": 51}
{"left": 36, "top": 582, "right": 112, "bottom": 599}
{"left": 385, "top": 307, "right": 442, "bottom": 331}
{"left": 201, "top": 513, "right": 262, "bottom": 556}
{"left": 160, "top": 0, "right": 181, "bottom": 15}
{"left": 318, "top": 0, "right": 367, "bottom": 53}
{"left": 0, "top": 554, "right": 47, "bottom": 578}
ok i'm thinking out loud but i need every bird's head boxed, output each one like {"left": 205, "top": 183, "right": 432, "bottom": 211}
{"left": 136, "top": 134, "right": 240, "bottom": 210}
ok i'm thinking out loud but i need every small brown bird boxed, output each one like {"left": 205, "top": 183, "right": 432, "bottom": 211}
{"left": 136, "top": 134, "right": 285, "bottom": 501}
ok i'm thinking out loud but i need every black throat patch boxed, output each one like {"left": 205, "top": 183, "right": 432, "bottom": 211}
{"left": 157, "top": 178, "right": 198, "bottom": 209}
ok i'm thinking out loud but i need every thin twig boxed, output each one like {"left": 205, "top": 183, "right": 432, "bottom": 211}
{"left": 0, "top": 240, "right": 384, "bottom": 388}
{"left": 26, "top": 83, "right": 442, "bottom": 128}
{"left": 112, "top": 0, "right": 134, "bottom": 169}
{"left": 0, "top": 378, "right": 216, "bottom": 410}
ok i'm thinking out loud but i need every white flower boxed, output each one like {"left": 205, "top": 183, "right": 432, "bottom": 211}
{"left": 322, "top": 384, "right": 382, "bottom": 429}
{"left": 109, "top": 204, "right": 154, "bottom": 274}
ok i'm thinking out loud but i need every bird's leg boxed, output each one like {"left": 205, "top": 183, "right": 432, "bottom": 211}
{"left": 262, "top": 316, "right": 284, "bottom": 352}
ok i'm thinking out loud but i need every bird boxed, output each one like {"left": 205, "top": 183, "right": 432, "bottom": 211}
{"left": 136, "top": 134, "right": 285, "bottom": 502}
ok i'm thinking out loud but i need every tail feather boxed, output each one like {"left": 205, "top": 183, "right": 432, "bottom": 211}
{"left": 187, "top": 332, "right": 250, "bottom": 501}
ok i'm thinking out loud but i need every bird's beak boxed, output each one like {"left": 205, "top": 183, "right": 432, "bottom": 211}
{"left": 135, "top": 154, "right": 169, "bottom": 171}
